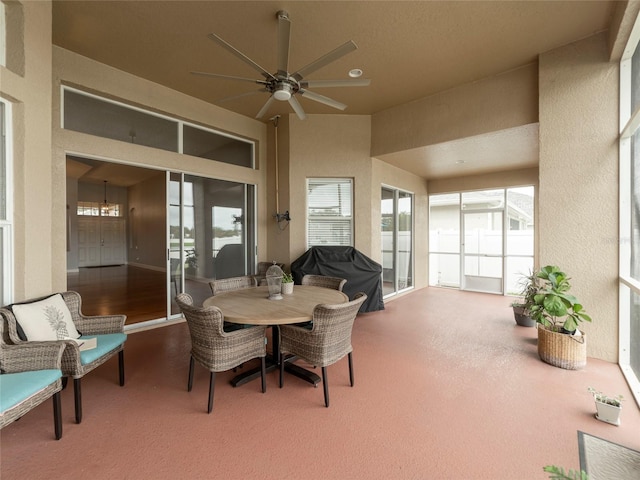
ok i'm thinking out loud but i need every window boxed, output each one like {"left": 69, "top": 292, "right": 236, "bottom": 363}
{"left": 619, "top": 13, "right": 640, "bottom": 405}
{"left": 307, "top": 178, "right": 353, "bottom": 248}
{"left": 1, "top": 1, "right": 24, "bottom": 76}
{"left": 0, "top": 98, "right": 13, "bottom": 304}
{"left": 77, "top": 201, "right": 122, "bottom": 217}
{"left": 0, "top": 1, "right": 6, "bottom": 68}
{"left": 62, "top": 87, "right": 255, "bottom": 168}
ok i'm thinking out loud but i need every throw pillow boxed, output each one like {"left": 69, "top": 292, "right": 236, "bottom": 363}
{"left": 12, "top": 294, "right": 80, "bottom": 341}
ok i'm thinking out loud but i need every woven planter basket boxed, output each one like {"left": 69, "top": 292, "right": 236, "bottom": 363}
{"left": 537, "top": 324, "right": 586, "bottom": 370}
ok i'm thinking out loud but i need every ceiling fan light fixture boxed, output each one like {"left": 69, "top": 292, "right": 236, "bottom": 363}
{"left": 273, "top": 83, "right": 293, "bottom": 101}
{"left": 349, "top": 68, "right": 363, "bottom": 78}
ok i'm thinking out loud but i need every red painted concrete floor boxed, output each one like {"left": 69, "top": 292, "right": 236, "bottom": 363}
{"left": 2, "top": 287, "right": 639, "bottom": 479}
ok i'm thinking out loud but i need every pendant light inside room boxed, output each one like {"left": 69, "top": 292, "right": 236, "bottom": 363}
{"left": 101, "top": 180, "right": 110, "bottom": 216}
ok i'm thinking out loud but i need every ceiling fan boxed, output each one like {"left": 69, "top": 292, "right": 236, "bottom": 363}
{"left": 191, "top": 10, "right": 370, "bottom": 120}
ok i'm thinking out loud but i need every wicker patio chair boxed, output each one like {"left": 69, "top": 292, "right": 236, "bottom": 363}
{"left": 278, "top": 292, "right": 367, "bottom": 407}
{"left": 0, "top": 291, "right": 127, "bottom": 424}
{"left": 0, "top": 316, "right": 65, "bottom": 439}
{"left": 209, "top": 275, "right": 257, "bottom": 295}
{"left": 175, "top": 293, "right": 267, "bottom": 414}
{"left": 301, "top": 274, "right": 347, "bottom": 292}
{"left": 208, "top": 276, "right": 259, "bottom": 330}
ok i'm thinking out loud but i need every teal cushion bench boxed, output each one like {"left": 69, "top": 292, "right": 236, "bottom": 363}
{"left": 0, "top": 341, "right": 65, "bottom": 440}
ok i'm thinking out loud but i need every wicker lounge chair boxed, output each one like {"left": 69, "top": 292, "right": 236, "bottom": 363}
{"left": 278, "top": 292, "right": 367, "bottom": 407}
{"left": 175, "top": 293, "right": 267, "bottom": 413}
{"left": 0, "top": 316, "right": 65, "bottom": 439}
{"left": 301, "top": 274, "right": 347, "bottom": 292}
{"left": 0, "top": 291, "right": 127, "bottom": 424}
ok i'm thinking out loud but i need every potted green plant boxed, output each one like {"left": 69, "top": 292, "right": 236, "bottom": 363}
{"left": 530, "top": 265, "right": 592, "bottom": 369}
{"left": 543, "top": 465, "right": 589, "bottom": 480}
{"left": 281, "top": 272, "right": 294, "bottom": 295}
{"left": 511, "top": 269, "right": 538, "bottom": 327}
{"left": 588, "top": 387, "right": 623, "bottom": 426}
{"left": 185, "top": 248, "right": 198, "bottom": 272}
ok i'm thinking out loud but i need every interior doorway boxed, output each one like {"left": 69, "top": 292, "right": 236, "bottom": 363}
{"left": 77, "top": 217, "right": 126, "bottom": 267}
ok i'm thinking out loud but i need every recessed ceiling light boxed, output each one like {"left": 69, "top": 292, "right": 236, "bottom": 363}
{"left": 456, "top": 160, "right": 466, "bottom": 164}
{"left": 349, "top": 69, "right": 363, "bottom": 78}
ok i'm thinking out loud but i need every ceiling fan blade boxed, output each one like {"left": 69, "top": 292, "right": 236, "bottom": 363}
{"left": 300, "top": 79, "right": 371, "bottom": 88}
{"left": 191, "top": 71, "right": 269, "bottom": 85}
{"left": 256, "top": 95, "right": 276, "bottom": 119}
{"left": 298, "top": 89, "right": 347, "bottom": 111}
{"left": 217, "top": 89, "right": 268, "bottom": 104}
{"left": 292, "top": 40, "right": 358, "bottom": 81}
{"left": 207, "top": 33, "right": 276, "bottom": 81}
{"left": 276, "top": 11, "right": 291, "bottom": 75}
{"left": 288, "top": 96, "right": 306, "bottom": 120}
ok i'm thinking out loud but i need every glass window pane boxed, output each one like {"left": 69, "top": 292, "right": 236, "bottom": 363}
{"left": 183, "top": 125, "right": 254, "bottom": 168}
{"left": 0, "top": 2, "right": 5, "bottom": 68}
{"left": 632, "top": 38, "right": 640, "bottom": 113}
{"left": 506, "top": 186, "right": 534, "bottom": 256}
{"left": 463, "top": 212, "right": 503, "bottom": 255}
{"left": 505, "top": 256, "right": 534, "bottom": 296}
{"left": 429, "top": 253, "right": 459, "bottom": 287}
{"left": 462, "top": 189, "right": 504, "bottom": 210}
{"left": 398, "top": 191, "right": 412, "bottom": 290}
{"left": 64, "top": 90, "right": 178, "bottom": 152}
{"left": 381, "top": 188, "right": 395, "bottom": 295}
{"left": 307, "top": 179, "right": 353, "bottom": 248}
{"left": 632, "top": 129, "right": 640, "bottom": 279}
{"left": 0, "top": 101, "right": 5, "bottom": 220}
{"left": 631, "top": 289, "right": 640, "bottom": 382}
{"left": 429, "top": 193, "right": 460, "bottom": 254}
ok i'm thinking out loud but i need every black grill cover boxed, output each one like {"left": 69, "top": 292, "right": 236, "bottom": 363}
{"left": 291, "top": 246, "right": 384, "bottom": 312}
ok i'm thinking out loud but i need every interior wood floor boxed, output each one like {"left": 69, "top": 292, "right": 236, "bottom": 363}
{"left": 67, "top": 265, "right": 211, "bottom": 325}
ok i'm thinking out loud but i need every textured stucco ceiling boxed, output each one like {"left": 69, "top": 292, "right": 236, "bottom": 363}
{"left": 53, "top": 1, "right": 618, "bottom": 179}
{"left": 53, "top": 1, "right": 615, "bottom": 119}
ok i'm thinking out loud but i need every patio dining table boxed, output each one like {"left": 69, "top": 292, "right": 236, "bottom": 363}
{"left": 203, "top": 285, "right": 348, "bottom": 386}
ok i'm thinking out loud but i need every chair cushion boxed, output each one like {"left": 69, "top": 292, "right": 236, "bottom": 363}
{"left": 79, "top": 333, "right": 127, "bottom": 365}
{"left": 12, "top": 294, "right": 80, "bottom": 341}
{"left": 290, "top": 321, "right": 313, "bottom": 330}
{"left": 0, "top": 370, "right": 62, "bottom": 414}
{"left": 223, "top": 322, "right": 249, "bottom": 332}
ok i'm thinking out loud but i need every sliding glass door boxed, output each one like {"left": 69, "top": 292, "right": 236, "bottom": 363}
{"left": 168, "top": 173, "right": 256, "bottom": 315}
{"left": 381, "top": 186, "right": 413, "bottom": 297}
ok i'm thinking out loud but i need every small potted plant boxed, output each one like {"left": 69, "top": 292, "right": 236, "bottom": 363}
{"left": 511, "top": 269, "right": 538, "bottom": 327}
{"left": 281, "top": 272, "right": 294, "bottom": 295}
{"left": 529, "top": 265, "right": 592, "bottom": 369}
{"left": 588, "top": 387, "right": 623, "bottom": 426}
{"left": 543, "top": 465, "right": 588, "bottom": 479}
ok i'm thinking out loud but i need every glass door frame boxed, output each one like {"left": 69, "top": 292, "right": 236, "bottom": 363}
{"left": 381, "top": 185, "right": 414, "bottom": 298}
{"left": 461, "top": 208, "right": 504, "bottom": 294}
{"left": 167, "top": 172, "right": 257, "bottom": 319}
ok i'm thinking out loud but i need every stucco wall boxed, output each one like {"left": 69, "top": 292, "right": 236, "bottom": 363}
{"left": 127, "top": 174, "right": 166, "bottom": 269}
{"left": 371, "top": 63, "right": 538, "bottom": 157}
{"left": 287, "top": 114, "right": 372, "bottom": 264}
{"left": 265, "top": 116, "right": 292, "bottom": 268}
{"left": 539, "top": 32, "right": 619, "bottom": 362}
{"left": 0, "top": 2, "right": 53, "bottom": 300}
